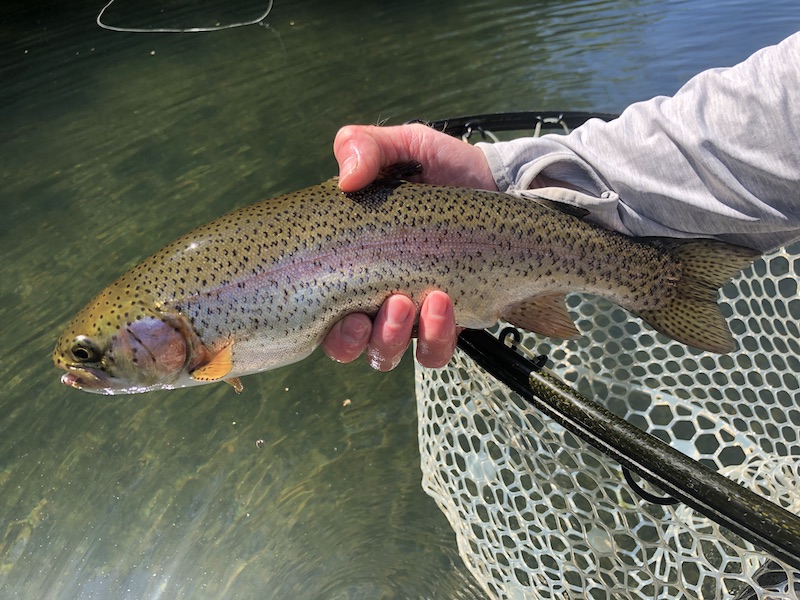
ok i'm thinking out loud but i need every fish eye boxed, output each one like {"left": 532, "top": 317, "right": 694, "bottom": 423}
{"left": 70, "top": 336, "right": 101, "bottom": 363}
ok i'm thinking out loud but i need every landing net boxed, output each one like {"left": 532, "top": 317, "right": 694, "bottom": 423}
{"left": 415, "top": 115, "right": 800, "bottom": 599}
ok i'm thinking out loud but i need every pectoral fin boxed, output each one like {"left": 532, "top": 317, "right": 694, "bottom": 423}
{"left": 190, "top": 341, "right": 234, "bottom": 382}
{"left": 502, "top": 294, "right": 581, "bottom": 339}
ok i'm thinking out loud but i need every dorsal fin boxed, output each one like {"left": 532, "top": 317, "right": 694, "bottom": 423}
{"left": 376, "top": 161, "right": 423, "bottom": 181}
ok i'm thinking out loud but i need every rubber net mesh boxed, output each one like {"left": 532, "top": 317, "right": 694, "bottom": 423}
{"left": 415, "top": 228, "right": 800, "bottom": 596}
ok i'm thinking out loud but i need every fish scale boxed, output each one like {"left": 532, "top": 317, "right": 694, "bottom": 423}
{"left": 54, "top": 176, "right": 760, "bottom": 394}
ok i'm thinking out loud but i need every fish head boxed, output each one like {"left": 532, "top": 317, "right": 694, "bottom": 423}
{"left": 53, "top": 289, "right": 191, "bottom": 395}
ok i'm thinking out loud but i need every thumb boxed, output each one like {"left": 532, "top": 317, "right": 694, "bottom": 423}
{"left": 333, "top": 124, "right": 425, "bottom": 192}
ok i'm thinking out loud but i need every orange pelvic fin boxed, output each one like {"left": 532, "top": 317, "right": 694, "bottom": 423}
{"left": 190, "top": 341, "right": 234, "bottom": 382}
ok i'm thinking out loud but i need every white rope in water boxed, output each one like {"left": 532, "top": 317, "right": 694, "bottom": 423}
{"left": 97, "top": 0, "right": 274, "bottom": 33}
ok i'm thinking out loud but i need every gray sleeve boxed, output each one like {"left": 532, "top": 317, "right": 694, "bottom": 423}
{"left": 478, "top": 31, "right": 800, "bottom": 253}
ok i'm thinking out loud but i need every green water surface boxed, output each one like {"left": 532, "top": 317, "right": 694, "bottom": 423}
{"left": 1, "top": 0, "right": 798, "bottom": 598}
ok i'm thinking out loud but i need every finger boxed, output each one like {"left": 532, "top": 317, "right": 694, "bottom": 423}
{"left": 366, "top": 294, "right": 415, "bottom": 371}
{"left": 334, "top": 123, "right": 449, "bottom": 191}
{"left": 416, "top": 291, "right": 458, "bottom": 368}
{"left": 320, "top": 313, "right": 373, "bottom": 363}
{"left": 334, "top": 125, "right": 387, "bottom": 192}
{"left": 334, "top": 124, "right": 498, "bottom": 192}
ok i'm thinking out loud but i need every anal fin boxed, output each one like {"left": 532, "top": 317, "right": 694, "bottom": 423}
{"left": 502, "top": 294, "right": 581, "bottom": 339}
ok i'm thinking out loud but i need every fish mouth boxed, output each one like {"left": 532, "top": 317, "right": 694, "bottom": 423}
{"left": 59, "top": 365, "right": 173, "bottom": 395}
{"left": 60, "top": 366, "right": 118, "bottom": 395}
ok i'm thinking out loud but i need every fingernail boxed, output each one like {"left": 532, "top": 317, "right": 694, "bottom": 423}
{"left": 386, "top": 299, "right": 413, "bottom": 327}
{"left": 426, "top": 292, "right": 449, "bottom": 318}
{"left": 341, "top": 155, "right": 358, "bottom": 182}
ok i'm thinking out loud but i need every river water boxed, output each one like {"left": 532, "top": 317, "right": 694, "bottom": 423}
{"left": 1, "top": 1, "right": 798, "bottom": 598}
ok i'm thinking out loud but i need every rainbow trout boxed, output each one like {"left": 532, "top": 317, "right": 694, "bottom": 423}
{"left": 54, "top": 173, "right": 759, "bottom": 394}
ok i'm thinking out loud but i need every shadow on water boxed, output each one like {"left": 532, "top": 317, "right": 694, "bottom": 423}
{"left": 1, "top": 0, "right": 798, "bottom": 597}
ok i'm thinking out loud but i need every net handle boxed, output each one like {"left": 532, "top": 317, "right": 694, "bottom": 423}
{"left": 457, "top": 328, "right": 800, "bottom": 571}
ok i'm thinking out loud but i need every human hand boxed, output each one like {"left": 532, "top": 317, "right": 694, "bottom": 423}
{"left": 321, "top": 290, "right": 458, "bottom": 371}
{"left": 321, "top": 123, "right": 497, "bottom": 370}
{"left": 334, "top": 123, "right": 498, "bottom": 192}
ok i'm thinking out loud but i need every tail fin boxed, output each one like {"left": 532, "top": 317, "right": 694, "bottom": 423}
{"left": 637, "top": 239, "right": 760, "bottom": 353}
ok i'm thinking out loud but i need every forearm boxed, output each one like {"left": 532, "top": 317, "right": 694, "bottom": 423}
{"left": 479, "top": 32, "right": 800, "bottom": 253}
